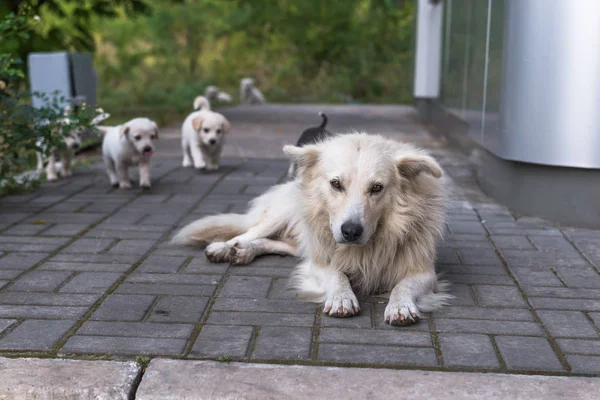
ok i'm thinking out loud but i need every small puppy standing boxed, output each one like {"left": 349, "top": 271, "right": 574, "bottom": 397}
{"left": 204, "top": 86, "right": 232, "bottom": 104}
{"left": 240, "top": 78, "right": 265, "bottom": 105}
{"left": 100, "top": 118, "right": 158, "bottom": 190}
{"left": 36, "top": 107, "right": 110, "bottom": 181}
{"left": 288, "top": 112, "right": 332, "bottom": 178}
{"left": 182, "top": 96, "right": 231, "bottom": 171}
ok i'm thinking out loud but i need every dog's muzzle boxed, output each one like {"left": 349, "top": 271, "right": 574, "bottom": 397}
{"left": 142, "top": 146, "right": 154, "bottom": 156}
{"left": 208, "top": 139, "right": 217, "bottom": 146}
{"left": 341, "top": 221, "right": 363, "bottom": 243}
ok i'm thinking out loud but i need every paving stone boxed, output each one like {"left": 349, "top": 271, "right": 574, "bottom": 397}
{"left": 567, "top": 355, "right": 600, "bottom": 374}
{"left": 115, "top": 283, "right": 216, "bottom": 296}
{"left": 529, "top": 298, "right": 600, "bottom": 311}
{"left": 38, "top": 261, "right": 132, "bottom": 273}
{"left": 437, "top": 264, "right": 507, "bottom": 276}
{"left": 472, "top": 285, "right": 528, "bottom": 308}
{"left": 439, "top": 333, "right": 500, "bottom": 368}
{"left": 91, "top": 294, "right": 156, "bottom": 321}
{"left": 0, "top": 236, "right": 70, "bottom": 252}
{"left": 445, "top": 273, "right": 513, "bottom": 285}
{"left": 212, "top": 298, "right": 316, "bottom": 314}
{"left": 318, "top": 343, "right": 438, "bottom": 366}
{"left": 1, "top": 223, "right": 48, "bottom": 236}
{"left": 148, "top": 296, "right": 209, "bottom": 323}
{"left": 127, "top": 273, "right": 219, "bottom": 286}
{"left": 447, "top": 284, "right": 476, "bottom": 306}
{"left": 0, "top": 292, "right": 100, "bottom": 306}
{"left": 435, "top": 319, "right": 544, "bottom": 336}
{"left": 0, "top": 320, "right": 76, "bottom": 350}
{"left": 77, "top": 321, "right": 194, "bottom": 338}
{"left": 525, "top": 287, "right": 600, "bottom": 299}
{"left": 495, "top": 336, "right": 564, "bottom": 372}
{"left": 0, "top": 270, "right": 22, "bottom": 280}
{"left": 190, "top": 325, "right": 254, "bottom": 358}
{"left": 557, "top": 339, "right": 600, "bottom": 355}
{"left": 62, "top": 335, "right": 187, "bottom": 355}
{"left": 537, "top": 311, "right": 599, "bottom": 338}
{"left": 528, "top": 236, "right": 576, "bottom": 251}
{"left": 50, "top": 253, "right": 140, "bottom": 264}
{"left": 492, "top": 235, "right": 536, "bottom": 250}
{"left": 8, "top": 270, "right": 73, "bottom": 292}
{"left": 268, "top": 278, "right": 298, "bottom": 299}
{"left": 40, "top": 224, "right": 89, "bottom": 236}
{"left": 230, "top": 265, "right": 294, "bottom": 277}
{"left": 252, "top": 327, "right": 312, "bottom": 360}
{"left": 136, "top": 255, "right": 187, "bottom": 273}
{"left": 59, "top": 272, "right": 122, "bottom": 294}
{"left": 61, "top": 238, "right": 115, "bottom": 254}
{"left": 458, "top": 249, "right": 503, "bottom": 266}
{"left": 433, "top": 306, "right": 534, "bottom": 321}
{"left": 436, "top": 248, "right": 460, "bottom": 264}
{"left": 0, "top": 305, "right": 88, "bottom": 319}
{"left": 554, "top": 267, "right": 600, "bottom": 289}
{"left": 320, "top": 327, "right": 431, "bottom": 347}
{"left": 107, "top": 239, "right": 157, "bottom": 255}
{"left": 0, "top": 253, "right": 49, "bottom": 270}
{"left": 501, "top": 250, "right": 589, "bottom": 268}
{"left": 590, "top": 313, "right": 600, "bottom": 327}
{"left": 447, "top": 221, "right": 487, "bottom": 235}
{"left": 0, "top": 319, "right": 16, "bottom": 335}
{"left": 182, "top": 258, "right": 229, "bottom": 275}
{"left": 219, "top": 276, "right": 272, "bottom": 298}
{"left": 207, "top": 311, "right": 314, "bottom": 327}
{"left": 512, "top": 267, "right": 564, "bottom": 287}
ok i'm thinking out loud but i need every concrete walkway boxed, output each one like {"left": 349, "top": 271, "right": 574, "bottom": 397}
{"left": 0, "top": 105, "right": 599, "bottom": 397}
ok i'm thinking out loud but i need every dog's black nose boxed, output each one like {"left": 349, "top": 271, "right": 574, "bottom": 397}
{"left": 341, "top": 222, "right": 363, "bottom": 242}
{"left": 209, "top": 139, "right": 217, "bottom": 145}
{"left": 143, "top": 145, "right": 152, "bottom": 152}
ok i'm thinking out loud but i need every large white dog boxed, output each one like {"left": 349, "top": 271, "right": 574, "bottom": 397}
{"left": 173, "top": 133, "right": 451, "bottom": 326}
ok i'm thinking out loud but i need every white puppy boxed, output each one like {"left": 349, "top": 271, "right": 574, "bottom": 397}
{"left": 193, "top": 96, "right": 211, "bottom": 111}
{"left": 181, "top": 104, "right": 231, "bottom": 171}
{"left": 101, "top": 118, "right": 158, "bottom": 190}
{"left": 204, "top": 86, "right": 233, "bottom": 104}
{"left": 36, "top": 108, "right": 109, "bottom": 181}
{"left": 240, "top": 78, "right": 265, "bottom": 105}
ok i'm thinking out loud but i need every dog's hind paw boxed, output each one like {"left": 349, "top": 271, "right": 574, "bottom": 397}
{"left": 205, "top": 242, "right": 231, "bottom": 263}
{"left": 384, "top": 299, "right": 420, "bottom": 326}
{"left": 324, "top": 291, "right": 360, "bottom": 318}
{"left": 229, "top": 242, "right": 257, "bottom": 265}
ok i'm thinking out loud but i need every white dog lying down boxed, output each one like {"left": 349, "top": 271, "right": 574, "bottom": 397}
{"left": 173, "top": 133, "right": 452, "bottom": 326}
{"left": 36, "top": 108, "right": 110, "bottom": 181}
{"left": 99, "top": 118, "right": 158, "bottom": 190}
{"left": 240, "top": 78, "right": 265, "bottom": 105}
{"left": 182, "top": 96, "right": 231, "bottom": 171}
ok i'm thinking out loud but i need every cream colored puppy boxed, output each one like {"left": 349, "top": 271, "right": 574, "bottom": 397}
{"left": 240, "top": 78, "right": 265, "bottom": 105}
{"left": 101, "top": 118, "right": 158, "bottom": 190}
{"left": 181, "top": 104, "right": 231, "bottom": 171}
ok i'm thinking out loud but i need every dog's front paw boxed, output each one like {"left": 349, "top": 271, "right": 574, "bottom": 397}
{"left": 140, "top": 183, "right": 151, "bottom": 191}
{"left": 119, "top": 181, "right": 132, "bottom": 189}
{"left": 324, "top": 290, "right": 360, "bottom": 318}
{"left": 46, "top": 173, "right": 58, "bottom": 182}
{"left": 205, "top": 242, "right": 231, "bottom": 263}
{"left": 229, "top": 242, "right": 256, "bottom": 265}
{"left": 182, "top": 158, "right": 192, "bottom": 167}
{"left": 384, "top": 298, "right": 420, "bottom": 326}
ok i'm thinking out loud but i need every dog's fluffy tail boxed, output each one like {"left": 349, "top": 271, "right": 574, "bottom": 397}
{"left": 318, "top": 111, "right": 328, "bottom": 128}
{"left": 91, "top": 112, "right": 111, "bottom": 126}
{"left": 416, "top": 280, "right": 454, "bottom": 312}
{"left": 171, "top": 213, "right": 250, "bottom": 246}
{"left": 193, "top": 96, "right": 211, "bottom": 111}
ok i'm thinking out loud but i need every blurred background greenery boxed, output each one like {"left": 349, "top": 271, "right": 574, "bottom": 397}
{"left": 2, "top": 0, "right": 415, "bottom": 125}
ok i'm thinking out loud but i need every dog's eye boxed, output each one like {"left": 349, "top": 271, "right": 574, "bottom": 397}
{"left": 330, "top": 179, "right": 342, "bottom": 190}
{"left": 216, "top": 129, "right": 221, "bottom": 134}
{"left": 203, "top": 128, "right": 210, "bottom": 133}
{"left": 371, "top": 184, "right": 383, "bottom": 194}
{"left": 134, "top": 136, "right": 141, "bottom": 141}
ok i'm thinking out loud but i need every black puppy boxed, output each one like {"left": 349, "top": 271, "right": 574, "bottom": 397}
{"left": 288, "top": 112, "right": 332, "bottom": 177}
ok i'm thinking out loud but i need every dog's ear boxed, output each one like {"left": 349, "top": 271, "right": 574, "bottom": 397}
{"left": 283, "top": 144, "right": 319, "bottom": 170}
{"left": 152, "top": 122, "right": 159, "bottom": 139}
{"left": 222, "top": 118, "right": 231, "bottom": 133}
{"left": 395, "top": 153, "right": 442, "bottom": 180}
{"left": 192, "top": 116, "right": 203, "bottom": 132}
{"left": 120, "top": 125, "right": 130, "bottom": 138}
